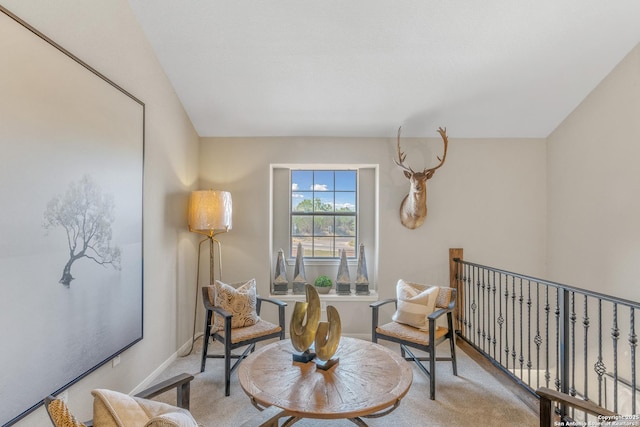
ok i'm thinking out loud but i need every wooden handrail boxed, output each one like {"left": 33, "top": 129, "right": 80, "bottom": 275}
{"left": 536, "top": 387, "right": 617, "bottom": 427}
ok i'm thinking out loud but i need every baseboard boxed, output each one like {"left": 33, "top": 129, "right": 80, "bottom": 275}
{"left": 129, "top": 333, "right": 203, "bottom": 395}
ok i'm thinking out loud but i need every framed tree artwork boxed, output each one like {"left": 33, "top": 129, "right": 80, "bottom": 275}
{"left": 0, "top": 6, "right": 144, "bottom": 425}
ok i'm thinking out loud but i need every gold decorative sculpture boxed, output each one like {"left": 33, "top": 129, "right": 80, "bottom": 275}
{"left": 289, "top": 284, "right": 342, "bottom": 368}
{"left": 314, "top": 305, "right": 341, "bottom": 370}
{"left": 290, "top": 284, "right": 321, "bottom": 362}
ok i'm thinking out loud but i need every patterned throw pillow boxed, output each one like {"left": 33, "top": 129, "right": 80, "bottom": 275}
{"left": 392, "top": 279, "right": 439, "bottom": 331}
{"left": 46, "top": 398, "right": 86, "bottom": 427}
{"left": 208, "top": 279, "right": 260, "bottom": 329}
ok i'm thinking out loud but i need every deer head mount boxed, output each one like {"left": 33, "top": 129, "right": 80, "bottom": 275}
{"left": 394, "top": 126, "right": 448, "bottom": 229}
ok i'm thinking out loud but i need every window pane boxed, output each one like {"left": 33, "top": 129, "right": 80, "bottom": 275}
{"left": 292, "top": 192, "right": 312, "bottom": 212}
{"left": 292, "top": 215, "right": 312, "bottom": 236}
{"left": 335, "top": 170, "right": 356, "bottom": 191}
{"left": 313, "top": 237, "right": 335, "bottom": 257}
{"left": 335, "top": 216, "right": 355, "bottom": 236}
{"left": 292, "top": 170, "right": 313, "bottom": 191}
{"left": 313, "top": 170, "right": 333, "bottom": 191}
{"left": 292, "top": 237, "right": 313, "bottom": 257}
{"left": 315, "top": 194, "right": 334, "bottom": 212}
{"left": 336, "top": 237, "right": 356, "bottom": 257}
{"left": 313, "top": 215, "right": 334, "bottom": 235}
{"left": 335, "top": 191, "right": 355, "bottom": 212}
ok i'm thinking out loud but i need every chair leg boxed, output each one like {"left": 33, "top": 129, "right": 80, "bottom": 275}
{"left": 224, "top": 320, "right": 232, "bottom": 396}
{"left": 448, "top": 313, "right": 458, "bottom": 376}
{"left": 429, "top": 343, "right": 436, "bottom": 400}
{"left": 201, "top": 311, "right": 213, "bottom": 373}
{"left": 449, "top": 336, "right": 458, "bottom": 376}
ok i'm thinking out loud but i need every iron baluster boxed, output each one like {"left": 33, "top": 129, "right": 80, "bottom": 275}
{"left": 503, "top": 273, "right": 509, "bottom": 369}
{"left": 476, "top": 267, "right": 481, "bottom": 345}
{"left": 527, "top": 280, "right": 533, "bottom": 385}
{"left": 492, "top": 271, "right": 497, "bottom": 358}
{"left": 612, "top": 303, "right": 619, "bottom": 413}
{"left": 498, "top": 272, "right": 504, "bottom": 365}
{"left": 545, "top": 286, "right": 550, "bottom": 389}
{"left": 519, "top": 278, "right": 525, "bottom": 378}
{"left": 570, "top": 292, "right": 576, "bottom": 399}
{"left": 594, "top": 300, "right": 605, "bottom": 406}
{"left": 512, "top": 276, "right": 517, "bottom": 373}
{"left": 582, "top": 296, "right": 589, "bottom": 403}
{"left": 630, "top": 307, "right": 637, "bottom": 415}
{"left": 482, "top": 268, "right": 487, "bottom": 352}
{"left": 511, "top": 276, "right": 516, "bottom": 371}
{"left": 555, "top": 289, "right": 561, "bottom": 392}
{"left": 465, "top": 264, "right": 471, "bottom": 338}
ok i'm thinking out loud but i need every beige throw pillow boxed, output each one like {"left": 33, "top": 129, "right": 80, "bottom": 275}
{"left": 91, "top": 389, "right": 198, "bottom": 427}
{"left": 392, "top": 279, "right": 439, "bottom": 331}
{"left": 209, "top": 279, "right": 260, "bottom": 329}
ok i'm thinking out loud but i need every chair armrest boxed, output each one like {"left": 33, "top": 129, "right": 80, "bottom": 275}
{"left": 428, "top": 307, "right": 451, "bottom": 321}
{"left": 371, "top": 298, "right": 397, "bottom": 333}
{"left": 370, "top": 298, "right": 397, "bottom": 309}
{"left": 257, "top": 296, "right": 287, "bottom": 309}
{"left": 135, "top": 373, "right": 194, "bottom": 410}
{"left": 257, "top": 296, "right": 287, "bottom": 333}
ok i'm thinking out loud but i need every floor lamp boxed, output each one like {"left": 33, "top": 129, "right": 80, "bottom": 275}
{"left": 183, "top": 190, "right": 232, "bottom": 356}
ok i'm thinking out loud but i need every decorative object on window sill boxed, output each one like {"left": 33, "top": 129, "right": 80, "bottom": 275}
{"left": 394, "top": 126, "right": 448, "bottom": 229}
{"left": 355, "top": 243, "right": 370, "bottom": 295}
{"left": 185, "top": 189, "right": 232, "bottom": 356}
{"left": 290, "top": 284, "right": 321, "bottom": 363}
{"left": 336, "top": 249, "right": 351, "bottom": 295}
{"left": 290, "top": 284, "right": 342, "bottom": 370}
{"left": 292, "top": 242, "right": 308, "bottom": 294}
{"left": 314, "top": 275, "right": 333, "bottom": 294}
{"left": 272, "top": 248, "right": 289, "bottom": 295}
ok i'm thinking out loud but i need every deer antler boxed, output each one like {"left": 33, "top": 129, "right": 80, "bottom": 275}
{"left": 424, "top": 127, "right": 448, "bottom": 176}
{"left": 393, "top": 126, "right": 414, "bottom": 174}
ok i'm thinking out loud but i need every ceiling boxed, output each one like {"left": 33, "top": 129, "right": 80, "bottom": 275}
{"left": 127, "top": 1, "right": 640, "bottom": 138}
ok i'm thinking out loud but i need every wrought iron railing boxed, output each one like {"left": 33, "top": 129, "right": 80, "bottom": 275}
{"left": 451, "top": 257, "right": 640, "bottom": 421}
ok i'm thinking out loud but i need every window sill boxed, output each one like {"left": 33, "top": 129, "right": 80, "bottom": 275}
{"left": 270, "top": 290, "right": 378, "bottom": 302}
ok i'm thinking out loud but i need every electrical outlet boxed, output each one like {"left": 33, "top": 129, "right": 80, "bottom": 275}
{"left": 320, "top": 301, "right": 327, "bottom": 311}
{"left": 112, "top": 355, "right": 121, "bottom": 368}
{"left": 58, "top": 390, "right": 68, "bottom": 403}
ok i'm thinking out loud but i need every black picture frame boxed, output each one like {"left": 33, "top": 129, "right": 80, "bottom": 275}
{"left": 0, "top": 7, "right": 144, "bottom": 425}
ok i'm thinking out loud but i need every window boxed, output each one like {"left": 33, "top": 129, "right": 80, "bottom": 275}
{"left": 290, "top": 170, "right": 357, "bottom": 258}
{"left": 270, "top": 164, "right": 378, "bottom": 293}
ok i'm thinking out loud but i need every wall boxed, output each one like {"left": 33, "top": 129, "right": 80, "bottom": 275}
{"left": 0, "top": 1, "right": 200, "bottom": 425}
{"left": 547, "top": 43, "right": 640, "bottom": 300}
{"left": 199, "top": 136, "right": 547, "bottom": 335}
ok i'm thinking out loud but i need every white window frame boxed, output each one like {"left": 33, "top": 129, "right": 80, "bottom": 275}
{"left": 269, "top": 164, "right": 379, "bottom": 294}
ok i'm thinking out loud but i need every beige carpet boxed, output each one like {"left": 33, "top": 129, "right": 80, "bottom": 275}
{"left": 154, "top": 337, "right": 538, "bottom": 426}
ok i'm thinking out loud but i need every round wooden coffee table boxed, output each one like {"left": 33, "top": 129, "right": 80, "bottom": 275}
{"left": 238, "top": 337, "right": 413, "bottom": 426}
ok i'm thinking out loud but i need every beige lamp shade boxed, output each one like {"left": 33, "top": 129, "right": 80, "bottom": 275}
{"left": 188, "top": 190, "right": 232, "bottom": 234}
